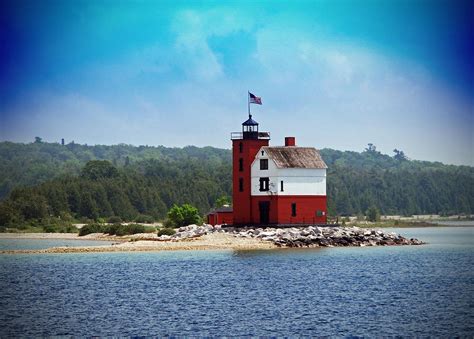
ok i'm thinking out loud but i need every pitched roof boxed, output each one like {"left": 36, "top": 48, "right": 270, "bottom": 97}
{"left": 262, "top": 146, "right": 327, "bottom": 169}
{"left": 207, "top": 206, "right": 233, "bottom": 215}
{"left": 242, "top": 116, "right": 258, "bottom": 126}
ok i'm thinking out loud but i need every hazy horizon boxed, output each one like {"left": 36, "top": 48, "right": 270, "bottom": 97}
{"left": 1, "top": 0, "right": 472, "bottom": 165}
{"left": 3, "top": 136, "right": 470, "bottom": 167}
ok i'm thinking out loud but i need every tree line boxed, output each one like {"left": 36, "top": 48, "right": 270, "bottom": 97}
{"left": 0, "top": 140, "right": 472, "bottom": 228}
{"left": 0, "top": 139, "right": 230, "bottom": 200}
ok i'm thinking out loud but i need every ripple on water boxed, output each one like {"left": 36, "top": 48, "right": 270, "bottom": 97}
{"left": 0, "top": 227, "right": 473, "bottom": 336}
{"left": 0, "top": 238, "right": 113, "bottom": 251}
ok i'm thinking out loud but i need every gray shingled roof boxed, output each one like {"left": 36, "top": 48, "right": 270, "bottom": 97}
{"left": 207, "top": 206, "right": 233, "bottom": 215}
{"left": 262, "top": 146, "right": 327, "bottom": 169}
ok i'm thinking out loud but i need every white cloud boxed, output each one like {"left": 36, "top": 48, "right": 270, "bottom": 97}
{"left": 2, "top": 8, "right": 472, "bottom": 166}
{"left": 170, "top": 8, "right": 254, "bottom": 82}
{"left": 251, "top": 26, "right": 472, "bottom": 165}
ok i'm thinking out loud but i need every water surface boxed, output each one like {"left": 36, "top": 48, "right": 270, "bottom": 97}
{"left": 0, "top": 238, "right": 113, "bottom": 251}
{"left": 0, "top": 227, "right": 472, "bottom": 336}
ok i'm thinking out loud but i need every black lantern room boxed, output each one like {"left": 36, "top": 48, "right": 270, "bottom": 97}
{"left": 242, "top": 115, "right": 259, "bottom": 140}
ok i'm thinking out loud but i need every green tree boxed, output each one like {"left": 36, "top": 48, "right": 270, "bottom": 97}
{"left": 167, "top": 203, "right": 202, "bottom": 227}
{"left": 81, "top": 160, "right": 118, "bottom": 180}
{"left": 393, "top": 149, "right": 407, "bottom": 161}
{"left": 365, "top": 143, "right": 377, "bottom": 153}
{"left": 214, "top": 195, "right": 231, "bottom": 208}
{"left": 0, "top": 202, "right": 18, "bottom": 226}
{"left": 366, "top": 206, "right": 381, "bottom": 222}
{"left": 79, "top": 192, "right": 99, "bottom": 220}
{"left": 181, "top": 204, "right": 203, "bottom": 225}
{"left": 0, "top": 140, "right": 472, "bottom": 227}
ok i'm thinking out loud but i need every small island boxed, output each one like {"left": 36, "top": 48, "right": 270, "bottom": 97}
{"left": 0, "top": 223, "right": 424, "bottom": 254}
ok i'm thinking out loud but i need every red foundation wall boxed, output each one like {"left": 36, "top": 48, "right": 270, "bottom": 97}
{"left": 250, "top": 196, "right": 279, "bottom": 224}
{"left": 276, "top": 196, "right": 327, "bottom": 224}
{"left": 207, "top": 212, "right": 234, "bottom": 226}
{"left": 217, "top": 212, "right": 233, "bottom": 225}
{"left": 250, "top": 195, "right": 327, "bottom": 225}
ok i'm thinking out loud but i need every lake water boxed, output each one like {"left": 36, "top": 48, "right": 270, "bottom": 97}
{"left": 0, "top": 238, "right": 113, "bottom": 251}
{"left": 0, "top": 227, "right": 473, "bottom": 336}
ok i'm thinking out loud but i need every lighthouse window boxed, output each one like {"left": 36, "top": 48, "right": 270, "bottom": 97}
{"left": 239, "top": 142, "right": 243, "bottom": 153}
{"left": 291, "top": 203, "right": 297, "bottom": 217}
{"left": 280, "top": 181, "right": 284, "bottom": 192}
{"left": 260, "top": 159, "right": 268, "bottom": 170}
{"left": 259, "top": 177, "right": 269, "bottom": 191}
{"left": 239, "top": 158, "right": 243, "bottom": 171}
{"left": 239, "top": 178, "right": 244, "bottom": 192}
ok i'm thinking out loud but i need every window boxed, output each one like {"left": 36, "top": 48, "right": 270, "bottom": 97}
{"left": 259, "top": 177, "right": 270, "bottom": 191}
{"left": 316, "top": 210, "right": 323, "bottom": 217}
{"left": 280, "top": 180, "right": 284, "bottom": 192}
{"left": 239, "top": 178, "right": 244, "bottom": 192}
{"left": 261, "top": 150, "right": 264, "bottom": 156}
{"left": 239, "top": 158, "right": 243, "bottom": 171}
{"left": 239, "top": 142, "right": 243, "bottom": 153}
{"left": 260, "top": 159, "right": 268, "bottom": 170}
{"left": 291, "top": 203, "right": 297, "bottom": 217}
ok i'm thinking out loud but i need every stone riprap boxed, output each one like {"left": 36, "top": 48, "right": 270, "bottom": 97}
{"left": 159, "top": 224, "right": 424, "bottom": 247}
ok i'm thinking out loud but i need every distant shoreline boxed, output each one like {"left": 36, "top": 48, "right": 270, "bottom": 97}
{"left": 358, "top": 222, "right": 474, "bottom": 228}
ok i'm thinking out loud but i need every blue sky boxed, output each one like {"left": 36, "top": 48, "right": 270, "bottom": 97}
{"left": 0, "top": 0, "right": 473, "bottom": 165}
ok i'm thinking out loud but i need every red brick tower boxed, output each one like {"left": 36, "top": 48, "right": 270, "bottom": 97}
{"left": 231, "top": 115, "right": 270, "bottom": 225}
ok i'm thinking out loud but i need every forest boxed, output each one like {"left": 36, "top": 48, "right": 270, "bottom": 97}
{"left": 0, "top": 139, "right": 472, "bottom": 228}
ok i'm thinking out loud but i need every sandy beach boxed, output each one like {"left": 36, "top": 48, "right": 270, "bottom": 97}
{"left": 0, "top": 232, "right": 277, "bottom": 254}
{"left": 0, "top": 232, "right": 117, "bottom": 241}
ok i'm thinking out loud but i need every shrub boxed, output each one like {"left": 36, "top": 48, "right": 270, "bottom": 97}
{"left": 113, "top": 226, "right": 127, "bottom": 236}
{"left": 122, "top": 223, "right": 146, "bottom": 235}
{"left": 158, "top": 228, "right": 176, "bottom": 236}
{"left": 167, "top": 204, "right": 202, "bottom": 228}
{"left": 366, "top": 206, "right": 381, "bottom": 222}
{"left": 42, "top": 224, "right": 77, "bottom": 233}
{"left": 16, "top": 223, "right": 31, "bottom": 230}
{"left": 214, "top": 196, "right": 231, "bottom": 208}
{"left": 162, "top": 218, "right": 174, "bottom": 228}
{"left": 79, "top": 222, "right": 147, "bottom": 236}
{"left": 105, "top": 222, "right": 122, "bottom": 235}
{"left": 134, "top": 214, "right": 155, "bottom": 224}
{"left": 78, "top": 217, "right": 95, "bottom": 224}
{"left": 144, "top": 226, "right": 157, "bottom": 233}
{"left": 63, "top": 224, "right": 78, "bottom": 233}
{"left": 107, "top": 216, "right": 122, "bottom": 224}
{"left": 79, "top": 223, "right": 105, "bottom": 236}
{"left": 105, "top": 223, "right": 146, "bottom": 236}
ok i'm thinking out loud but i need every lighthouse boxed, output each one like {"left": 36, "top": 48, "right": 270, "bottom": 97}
{"left": 231, "top": 114, "right": 271, "bottom": 224}
{"left": 207, "top": 96, "right": 328, "bottom": 226}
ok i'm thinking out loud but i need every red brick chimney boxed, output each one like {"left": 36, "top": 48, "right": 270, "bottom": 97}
{"left": 285, "top": 137, "right": 296, "bottom": 146}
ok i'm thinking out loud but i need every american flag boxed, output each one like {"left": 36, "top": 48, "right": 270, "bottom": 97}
{"left": 249, "top": 92, "right": 262, "bottom": 105}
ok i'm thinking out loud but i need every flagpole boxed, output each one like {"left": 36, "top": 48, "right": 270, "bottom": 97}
{"left": 248, "top": 90, "right": 250, "bottom": 118}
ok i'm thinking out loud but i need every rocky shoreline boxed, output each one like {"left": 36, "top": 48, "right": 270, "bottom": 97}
{"left": 160, "top": 224, "right": 424, "bottom": 247}
{"left": 0, "top": 224, "right": 424, "bottom": 254}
